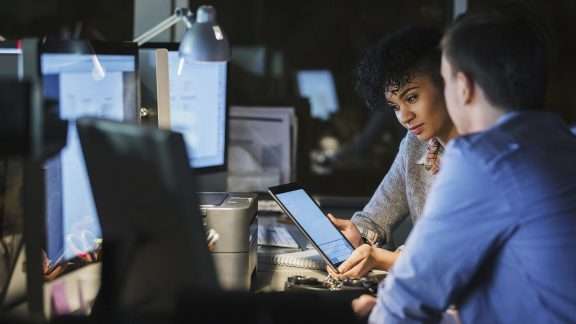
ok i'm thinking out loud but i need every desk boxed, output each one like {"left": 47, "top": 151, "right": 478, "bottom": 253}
{"left": 41, "top": 245, "right": 326, "bottom": 316}
{"left": 40, "top": 249, "right": 325, "bottom": 317}
{"left": 40, "top": 213, "right": 379, "bottom": 317}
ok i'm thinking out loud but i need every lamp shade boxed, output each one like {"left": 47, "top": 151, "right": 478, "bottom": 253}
{"left": 178, "top": 5, "right": 230, "bottom": 62}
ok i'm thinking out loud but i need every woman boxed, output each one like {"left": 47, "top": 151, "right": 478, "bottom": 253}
{"left": 327, "top": 26, "right": 458, "bottom": 278}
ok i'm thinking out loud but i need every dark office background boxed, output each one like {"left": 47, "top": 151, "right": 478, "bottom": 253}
{"left": 1, "top": 0, "right": 575, "bottom": 196}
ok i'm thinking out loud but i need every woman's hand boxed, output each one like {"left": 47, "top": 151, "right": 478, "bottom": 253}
{"left": 327, "top": 213, "right": 363, "bottom": 248}
{"left": 327, "top": 244, "right": 399, "bottom": 278}
{"left": 352, "top": 294, "right": 377, "bottom": 319}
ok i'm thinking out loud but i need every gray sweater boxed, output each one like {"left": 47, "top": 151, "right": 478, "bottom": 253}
{"left": 351, "top": 133, "right": 439, "bottom": 246}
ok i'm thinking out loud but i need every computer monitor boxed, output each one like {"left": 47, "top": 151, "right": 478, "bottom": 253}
{"left": 40, "top": 41, "right": 139, "bottom": 265}
{"left": 0, "top": 41, "right": 22, "bottom": 78}
{"left": 76, "top": 117, "right": 218, "bottom": 313}
{"left": 296, "top": 69, "right": 339, "bottom": 120}
{"left": 139, "top": 43, "right": 228, "bottom": 191}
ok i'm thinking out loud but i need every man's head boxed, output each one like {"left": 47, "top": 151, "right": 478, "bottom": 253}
{"left": 356, "top": 26, "right": 454, "bottom": 142}
{"left": 441, "top": 11, "right": 548, "bottom": 134}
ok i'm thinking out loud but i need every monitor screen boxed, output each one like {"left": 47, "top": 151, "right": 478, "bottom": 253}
{"left": 166, "top": 51, "right": 227, "bottom": 169}
{"left": 273, "top": 188, "right": 354, "bottom": 266}
{"left": 296, "top": 69, "right": 339, "bottom": 120}
{"left": 41, "top": 43, "right": 138, "bottom": 263}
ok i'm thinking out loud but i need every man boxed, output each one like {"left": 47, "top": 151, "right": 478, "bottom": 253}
{"left": 354, "top": 10, "right": 576, "bottom": 324}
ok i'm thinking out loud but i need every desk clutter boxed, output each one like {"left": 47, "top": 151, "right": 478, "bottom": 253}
{"left": 285, "top": 275, "right": 379, "bottom": 295}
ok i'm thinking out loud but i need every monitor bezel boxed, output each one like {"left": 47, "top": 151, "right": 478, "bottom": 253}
{"left": 139, "top": 42, "right": 229, "bottom": 174}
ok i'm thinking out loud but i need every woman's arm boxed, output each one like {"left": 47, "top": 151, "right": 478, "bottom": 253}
{"left": 351, "top": 135, "right": 412, "bottom": 246}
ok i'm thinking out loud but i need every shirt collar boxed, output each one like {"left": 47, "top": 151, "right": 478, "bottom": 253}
{"left": 495, "top": 111, "right": 521, "bottom": 127}
{"left": 416, "top": 138, "right": 442, "bottom": 165}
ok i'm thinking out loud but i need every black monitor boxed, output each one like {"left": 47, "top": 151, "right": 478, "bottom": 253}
{"left": 76, "top": 117, "right": 218, "bottom": 313}
{"left": 139, "top": 43, "right": 228, "bottom": 191}
{"left": 39, "top": 41, "right": 139, "bottom": 266}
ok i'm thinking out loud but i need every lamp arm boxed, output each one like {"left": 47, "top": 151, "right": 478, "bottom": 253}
{"left": 134, "top": 14, "right": 181, "bottom": 46}
{"left": 133, "top": 8, "right": 194, "bottom": 46}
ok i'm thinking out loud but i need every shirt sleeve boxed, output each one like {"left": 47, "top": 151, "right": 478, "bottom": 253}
{"left": 351, "top": 135, "right": 410, "bottom": 246}
{"left": 369, "top": 140, "right": 514, "bottom": 324}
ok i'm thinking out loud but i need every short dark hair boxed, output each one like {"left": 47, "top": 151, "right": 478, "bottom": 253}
{"left": 442, "top": 10, "right": 549, "bottom": 111}
{"left": 355, "top": 26, "right": 443, "bottom": 110}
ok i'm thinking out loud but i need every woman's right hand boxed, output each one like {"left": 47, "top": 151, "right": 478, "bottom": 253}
{"left": 327, "top": 213, "right": 363, "bottom": 248}
{"left": 327, "top": 244, "right": 399, "bottom": 279}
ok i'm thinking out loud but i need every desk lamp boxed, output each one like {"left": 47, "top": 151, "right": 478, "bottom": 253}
{"left": 134, "top": 5, "right": 230, "bottom": 63}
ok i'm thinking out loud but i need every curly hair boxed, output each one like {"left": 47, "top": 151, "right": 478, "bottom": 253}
{"left": 354, "top": 26, "right": 443, "bottom": 110}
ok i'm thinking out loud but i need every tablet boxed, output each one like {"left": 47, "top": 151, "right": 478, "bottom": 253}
{"left": 268, "top": 183, "right": 355, "bottom": 272}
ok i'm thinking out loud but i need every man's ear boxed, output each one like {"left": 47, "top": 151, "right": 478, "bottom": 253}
{"left": 456, "top": 71, "right": 474, "bottom": 105}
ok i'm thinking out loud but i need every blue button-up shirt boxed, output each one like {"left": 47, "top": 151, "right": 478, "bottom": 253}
{"left": 369, "top": 111, "right": 576, "bottom": 324}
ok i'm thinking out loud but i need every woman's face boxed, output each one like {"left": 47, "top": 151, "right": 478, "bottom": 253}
{"left": 385, "top": 74, "right": 453, "bottom": 142}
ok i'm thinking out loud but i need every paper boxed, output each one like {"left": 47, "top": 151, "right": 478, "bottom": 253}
{"left": 258, "top": 225, "right": 299, "bottom": 248}
{"left": 257, "top": 199, "right": 283, "bottom": 213}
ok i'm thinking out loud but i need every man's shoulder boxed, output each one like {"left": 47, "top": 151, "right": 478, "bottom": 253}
{"left": 449, "top": 130, "right": 518, "bottom": 166}
{"left": 449, "top": 112, "right": 574, "bottom": 166}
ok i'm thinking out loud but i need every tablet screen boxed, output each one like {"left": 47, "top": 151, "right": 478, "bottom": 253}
{"left": 274, "top": 189, "right": 354, "bottom": 266}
